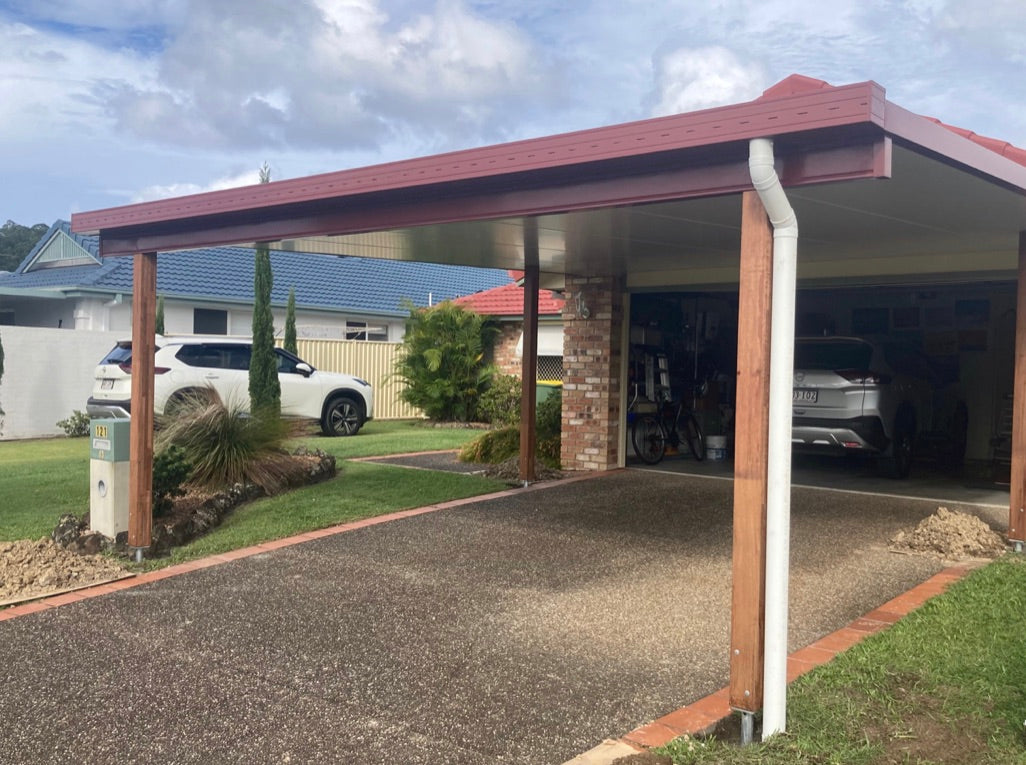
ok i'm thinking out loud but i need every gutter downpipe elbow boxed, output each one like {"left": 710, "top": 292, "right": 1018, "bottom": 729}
{"left": 749, "top": 137, "right": 798, "bottom": 741}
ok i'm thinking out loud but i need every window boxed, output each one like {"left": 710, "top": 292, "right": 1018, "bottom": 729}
{"left": 275, "top": 348, "right": 309, "bottom": 374}
{"left": 537, "top": 355, "right": 564, "bottom": 382}
{"left": 175, "top": 343, "right": 248, "bottom": 369}
{"left": 344, "top": 320, "right": 388, "bottom": 341}
{"left": 193, "top": 308, "right": 228, "bottom": 335}
{"left": 0, "top": 311, "right": 14, "bottom": 326}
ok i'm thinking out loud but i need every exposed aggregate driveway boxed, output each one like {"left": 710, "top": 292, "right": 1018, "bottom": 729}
{"left": 0, "top": 470, "right": 994, "bottom": 764}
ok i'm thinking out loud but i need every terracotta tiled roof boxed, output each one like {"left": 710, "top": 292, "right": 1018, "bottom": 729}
{"left": 453, "top": 282, "right": 565, "bottom": 317}
{"left": 759, "top": 74, "right": 1026, "bottom": 168}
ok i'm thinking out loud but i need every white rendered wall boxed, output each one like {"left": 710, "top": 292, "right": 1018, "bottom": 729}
{"left": 0, "top": 326, "right": 124, "bottom": 440}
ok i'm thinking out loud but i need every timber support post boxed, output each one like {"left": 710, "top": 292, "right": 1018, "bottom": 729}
{"left": 729, "top": 191, "right": 774, "bottom": 723}
{"left": 128, "top": 251, "right": 157, "bottom": 559}
{"left": 1010, "top": 231, "right": 1026, "bottom": 543}
{"left": 519, "top": 218, "right": 539, "bottom": 483}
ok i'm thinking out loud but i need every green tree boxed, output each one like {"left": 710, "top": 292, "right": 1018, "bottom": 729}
{"left": 393, "top": 300, "right": 498, "bottom": 421}
{"left": 155, "top": 295, "right": 165, "bottom": 335}
{"left": 0, "top": 221, "right": 49, "bottom": 272}
{"left": 249, "top": 163, "right": 280, "bottom": 419}
{"left": 284, "top": 286, "right": 297, "bottom": 354}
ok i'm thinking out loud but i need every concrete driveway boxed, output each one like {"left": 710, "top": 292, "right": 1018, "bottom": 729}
{"left": 0, "top": 470, "right": 1001, "bottom": 764}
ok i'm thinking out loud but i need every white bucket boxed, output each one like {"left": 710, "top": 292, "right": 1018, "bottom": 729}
{"left": 706, "top": 435, "right": 727, "bottom": 461}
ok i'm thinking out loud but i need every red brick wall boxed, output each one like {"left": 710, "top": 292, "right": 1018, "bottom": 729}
{"left": 493, "top": 322, "right": 522, "bottom": 376}
{"left": 561, "top": 275, "right": 623, "bottom": 471}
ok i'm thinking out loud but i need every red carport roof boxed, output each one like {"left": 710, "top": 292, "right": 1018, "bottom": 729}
{"left": 71, "top": 74, "right": 1026, "bottom": 270}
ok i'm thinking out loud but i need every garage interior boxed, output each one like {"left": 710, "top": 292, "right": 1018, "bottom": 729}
{"left": 627, "top": 280, "right": 1017, "bottom": 494}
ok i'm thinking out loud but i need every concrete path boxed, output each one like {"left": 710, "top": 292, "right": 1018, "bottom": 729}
{"left": 0, "top": 470, "right": 999, "bottom": 764}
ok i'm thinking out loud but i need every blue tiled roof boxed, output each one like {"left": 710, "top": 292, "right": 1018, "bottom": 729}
{"left": 0, "top": 221, "right": 511, "bottom": 315}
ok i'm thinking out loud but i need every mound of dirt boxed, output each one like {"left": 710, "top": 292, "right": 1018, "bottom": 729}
{"left": 0, "top": 539, "right": 128, "bottom": 604}
{"left": 889, "top": 507, "right": 1006, "bottom": 561}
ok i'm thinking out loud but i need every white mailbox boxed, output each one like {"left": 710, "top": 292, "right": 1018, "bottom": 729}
{"left": 89, "top": 419, "right": 131, "bottom": 539}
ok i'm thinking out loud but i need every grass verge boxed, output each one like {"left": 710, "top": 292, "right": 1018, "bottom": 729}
{"left": 660, "top": 556, "right": 1026, "bottom": 764}
{"left": 0, "top": 438, "right": 88, "bottom": 540}
{"left": 291, "top": 418, "right": 485, "bottom": 460}
{"left": 158, "top": 461, "right": 505, "bottom": 565}
{"left": 0, "top": 420, "right": 488, "bottom": 544}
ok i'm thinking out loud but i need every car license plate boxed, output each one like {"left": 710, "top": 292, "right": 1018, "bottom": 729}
{"left": 793, "top": 388, "right": 818, "bottom": 403}
{"left": 101, "top": 379, "right": 115, "bottom": 390}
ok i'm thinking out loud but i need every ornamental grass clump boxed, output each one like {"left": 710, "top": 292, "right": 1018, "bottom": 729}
{"left": 155, "top": 390, "right": 294, "bottom": 494}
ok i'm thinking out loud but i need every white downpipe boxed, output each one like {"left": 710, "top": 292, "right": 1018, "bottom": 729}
{"left": 748, "top": 138, "right": 798, "bottom": 740}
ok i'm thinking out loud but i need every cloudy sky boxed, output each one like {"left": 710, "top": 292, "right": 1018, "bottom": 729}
{"left": 2, "top": 0, "right": 1025, "bottom": 225}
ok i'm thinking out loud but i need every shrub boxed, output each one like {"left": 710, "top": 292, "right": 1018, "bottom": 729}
{"left": 394, "top": 300, "right": 499, "bottom": 421}
{"left": 459, "top": 426, "right": 520, "bottom": 463}
{"left": 152, "top": 446, "right": 192, "bottom": 518}
{"left": 477, "top": 374, "right": 521, "bottom": 426}
{"left": 536, "top": 387, "right": 562, "bottom": 441}
{"left": 155, "top": 391, "right": 292, "bottom": 494}
{"left": 459, "top": 387, "right": 563, "bottom": 469}
{"left": 56, "top": 410, "right": 91, "bottom": 437}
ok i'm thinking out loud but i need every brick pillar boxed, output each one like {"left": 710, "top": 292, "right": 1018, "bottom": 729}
{"left": 561, "top": 274, "right": 624, "bottom": 471}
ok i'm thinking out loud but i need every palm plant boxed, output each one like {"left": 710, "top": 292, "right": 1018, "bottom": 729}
{"left": 393, "top": 300, "right": 499, "bottom": 421}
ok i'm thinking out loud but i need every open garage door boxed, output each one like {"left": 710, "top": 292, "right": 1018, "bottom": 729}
{"left": 628, "top": 280, "right": 1015, "bottom": 496}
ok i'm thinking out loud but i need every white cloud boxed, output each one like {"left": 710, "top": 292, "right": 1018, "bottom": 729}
{"left": 0, "top": 20, "right": 154, "bottom": 141}
{"left": 2, "top": 0, "right": 1026, "bottom": 225}
{"left": 130, "top": 168, "right": 266, "bottom": 204}
{"left": 85, "top": 0, "right": 548, "bottom": 153}
{"left": 651, "top": 47, "right": 766, "bottom": 116}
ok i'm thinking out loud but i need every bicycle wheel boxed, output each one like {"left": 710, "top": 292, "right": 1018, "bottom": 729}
{"left": 678, "top": 412, "right": 706, "bottom": 461}
{"left": 631, "top": 414, "right": 666, "bottom": 464}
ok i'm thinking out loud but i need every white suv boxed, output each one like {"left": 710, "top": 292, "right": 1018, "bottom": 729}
{"left": 87, "top": 336, "right": 374, "bottom": 436}
{"left": 791, "top": 337, "right": 967, "bottom": 478}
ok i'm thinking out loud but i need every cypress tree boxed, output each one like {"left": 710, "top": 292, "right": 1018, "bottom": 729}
{"left": 284, "top": 286, "right": 298, "bottom": 354}
{"left": 249, "top": 163, "right": 281, "bottom": 419}
{"left": 155, "top": 295, "right": 165, "bottom": 335}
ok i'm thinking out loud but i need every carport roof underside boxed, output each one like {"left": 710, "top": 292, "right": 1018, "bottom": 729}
{"left": 72, "top": 75, "right": 1026, "bottom": 289}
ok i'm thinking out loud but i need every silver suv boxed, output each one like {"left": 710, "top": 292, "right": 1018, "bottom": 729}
{"left": 87, "top": 336, "right": 374, "bottom": 436}
{"left": 791, "top": 337, "right": 967, "bottom": 478}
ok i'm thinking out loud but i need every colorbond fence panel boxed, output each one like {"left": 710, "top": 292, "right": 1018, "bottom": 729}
{"left": 293, "top": 339, "right": 419, "bottom": 420}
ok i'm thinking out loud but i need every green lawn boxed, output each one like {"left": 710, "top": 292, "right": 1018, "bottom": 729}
{"left": 163, "top": 460, "right": 504, "bottom": 564}
{"left": 0, "top": 438, "right": 90, "bottom": 540}
{"left": 0, "top": 419, "right": 493, "bottom": 544}
{"left": 291, "top": 418, "right": 486, "bottom": 459}
{"left": 660, "top": 555, "right": 1026, "bottom": 764}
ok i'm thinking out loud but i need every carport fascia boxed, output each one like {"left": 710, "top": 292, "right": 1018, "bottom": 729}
{"left": 72, "top": 76, "right": 1026, "bottom": 734}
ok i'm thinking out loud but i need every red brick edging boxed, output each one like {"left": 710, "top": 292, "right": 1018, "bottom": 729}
{"left": 619, "top": 564, "right": 975, "bottom": 750}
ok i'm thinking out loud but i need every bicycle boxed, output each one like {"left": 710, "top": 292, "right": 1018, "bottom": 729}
{"left": 629, "top": 385, "right": 707, "bottom": 465}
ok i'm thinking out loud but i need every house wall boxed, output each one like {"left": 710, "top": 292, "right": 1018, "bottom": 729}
{"left": 1, "top": 295, "right": 77, "bottom": 329}
{"left": 115, "top": 299, "right": 404, "bottom": 342}
{"left": 493, "top": 323, "right": 522, "bottom": 376}
{"left": 5, "top": 294, "right": 406, "bottom": 340}
{"left": 0, "top": 326, "right": 124, "bottom": 440}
